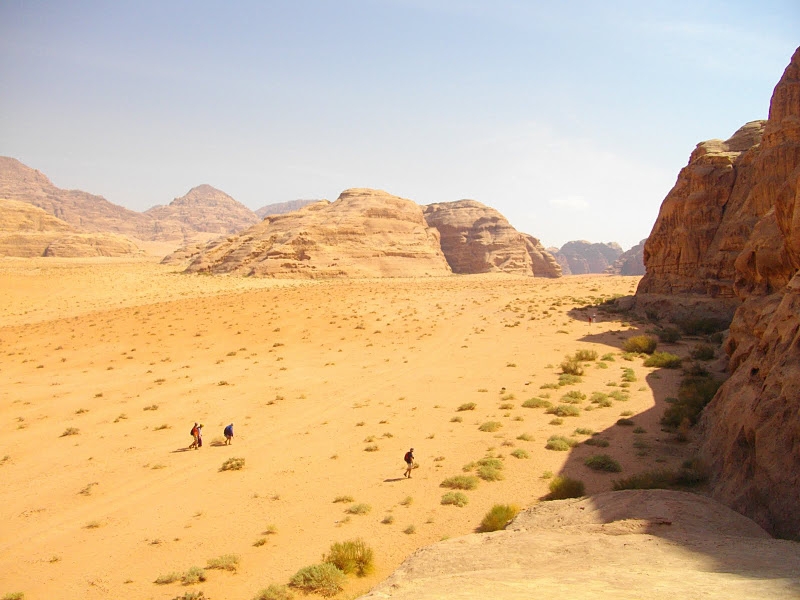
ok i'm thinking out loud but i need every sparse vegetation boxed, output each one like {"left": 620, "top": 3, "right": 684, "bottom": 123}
{"left": 661, "top": 374, "right": 723, "bottom": 427}
{"left": 206, "top": 554, "right": 239, "bottom": 572}
{"left": 220, "top": 457, "right": 245, "bottom": 471}
{"left": 516, "top": 433, "right": 535, "bottom": 441}
{"left": 252, "top": 585, "right": 293, "bottom": 600}
{"left": 289, "top": 563, "right": 345, "bottom": 597}
{"left": 546, "top": 476, "right": 585, "bottom": 500}
{"left": 545, "top": 404, "right": 580, "bottom": 417}
{"left": 441, "top": 492, "right": 469, "bottom": 507}
{"left": 323, "top": 538, "right": 374, "bottom": 576}
{"left": 690, "top": 343, "right": 716, "bottom": 361}
{"left": 654, "top": 326, "right": 682, "bottom": 343}
{"left": 155, "top": 572, "right": 181, "bottom": 585}
{"left": 479, "top": 504, "right": 520, "bottom": 532}
{"left": 584, "top": 437, "right": 610, "bottom": 447}
{"left": 522, "top": 397, "right": 552, "bottom": 409}
{"left": 333, "top": 495, "right": 354, "bottom": 503}
{"left": 181, "top": 566, "right": 207, "bottom": 584}
{"left": 60, "top": 427, "right": 80, "bottom": 437}
{"left": 560, "top": 390, "right": 586, "bottom": 404}
{"left": 643, "top": 352, "right": 682, "bottom": 368}
{"left": 510, "top": 448, "right": 529, "bottom": 459}
{"left": 616, "top": 418, "right": 635, "bottom": 426}
{"left": 585, "top": 454, "right": 622, "bottom": 472}
{"left": 478, "top": 421, "right": 502, "bottom": 432}
{"left": 345, "top": 503, "right": 371, "bottom": 515}
{"left": 457, "top": 402, "right": 476, "bottom": 411}
{"left": 622, "top": 335, "right": 657, "bottom": 354}
{"left": 560, "top": 359, "right": 584, "bottom": 376}
{"left": 572, "top": 349, "right": 598, "bottom": 362}
{"left": 403, "top": 524, "right": 416, "bottom": 534}
{"left": 440, "top": 475, "right": 479, "bottom": 490}
{"left": 546, "top": 435, "right": 578, "bottom": 451}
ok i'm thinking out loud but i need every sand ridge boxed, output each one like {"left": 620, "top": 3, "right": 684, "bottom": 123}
{"left": 1, "top": 260, "right": 691, "bottom": 599}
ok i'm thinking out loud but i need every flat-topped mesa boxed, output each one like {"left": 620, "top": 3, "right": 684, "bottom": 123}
{"left": 422, "top": 199, "right": 561, "bottom": 277}
{"left": 181, "top": 188, "right": 452, "bottom": 278}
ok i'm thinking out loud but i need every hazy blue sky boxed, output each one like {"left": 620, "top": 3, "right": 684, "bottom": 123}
{"left": 1, "top": 1, "right": 797, "bottom": 249}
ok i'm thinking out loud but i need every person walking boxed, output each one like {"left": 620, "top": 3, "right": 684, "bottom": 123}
{"left": 196, "top": 424, "right": 204, "bottom": 448}
{"left": 224, "top": 423, "right": 234, "bottom": 445}
{"left": 404, "top": 448, "right": 415, "bottom": 478}
{"left": 189, "top": 422, "right": 199, "bottom": 449}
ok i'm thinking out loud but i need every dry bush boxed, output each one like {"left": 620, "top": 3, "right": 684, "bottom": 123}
{"left": 289, "top": 563, "right": 345, "bottom": 597}
{"left": 220, "top": 457, "right": 245, "bottom": 471}
{"left": 323, "top": 538, "right": 374, "bottom": 576}
{"left": 622, "top": 335, "right": 657, "bottom": 354}
{"left": 546, "top": 476, "right": 585, "bottom": 500}
{"left": 440, "top": 475, "right": 479, "bottom": 490}
{"left": 206, "top": 554, "right": 239, "bottom": 572}
{"left": 479, "top": 504, "right": 520, "bottom": 532}
{"left": 441, "top": 492, "right": 468, "bottom": 507}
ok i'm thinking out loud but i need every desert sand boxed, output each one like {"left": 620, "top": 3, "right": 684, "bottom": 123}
{"left": 1, "top": 258, "right": 693, "bottom": 599}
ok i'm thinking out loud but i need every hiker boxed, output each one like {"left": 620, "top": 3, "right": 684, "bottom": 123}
{"left": 196, "top": 424, "right": 204, "bottom": 449}
{"left": 189, "top": 422, "right": 199, "bottom": 449}
{"left": 404, "top": 448, "right": 415, "bottom": 478}
{"left": 224, "top": 423, "right": 234, "bottom": 445}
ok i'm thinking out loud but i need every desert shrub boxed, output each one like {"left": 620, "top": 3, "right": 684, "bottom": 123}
{"left": 584, "top": 437, "right": 610, "bottom": 447}
{"left": 661, "top": 375, "right": 722, "bottom": 427}
{"left": 60, "top": 427, "right": 80, "bottom": 437}
{"left": 155, "top": 572, "right": 181, "bottom": 584}
{"left": 622, "top": 335, "right": 657, "bottom": 354}
{"left": 323, "top": 538, "right": 374, "bottom": 576}
{"left": 441, "top": 492, "right": 469, "bottom": 507}
{"left": 206, "top": 554, "right": 239, "bottom": 572}
{"left": 498, "top": 402, "right": 515, "bottom": 410}
{"left": 181, "top": 566, "right": 207, "bottom": 584}
{"left": 332, "top": 495, "right": 354, "bottom": 503}
{"left": 621, "top": 368, "right": 636, "bottom": 382}
{"left": 616, "top": 418, "right": 635, "bottom": 426}
{"left": 477, "top": 465, "right": 504, "bottom": 481}
{"left": 600, "top": 353, "right": 616, "bottom": 362}
{"left": 252, "top": 584, "right": 293, "bottom": 600}
{"left": 440, "top": 475, "right": 479, "bottom": 490}
{"left": 546, "top": 476, "right": 585, "bottom": 500}
{"left": 522, "top": 397, "right": 552, "bottom": 409}
{"left": 574, "top": 428, "right": 594, "bottom": 435}
{"left": 609, "top": 390, "right": 629, "bottom": 402}
{"left": 677, "top": 317, "right": 729, "bottom": 336}
{"left": 560, "top": 390, "right": 586, "bottom": 404}
{"left": 172, "top": 592, "right": 206, "bottom": 600}
{"left": 450, "top": 416, "right": 463, "bottom": 423}
{"left": 364, "top": 444, "right": 379, "bottom": 452}
{"left": 381, "top": 515, "right": 394, "bottom": 524}
{"left": 403, "top": 525, "right": 416, "bottom": 534}
{"left": 457, "top": 402, "right": 476, "bottom": 411}
{"left": 516, "top": 433, "right": 535, "bottom": 441}
{"left": 478, "top": 421, "right": 502, "bottom": 432}
{"left": 643, "top": 352, "right": 682, "bottom": 368}
{"left": 400, "top": 495, "right": 413, "bottom": 506}
{"left": 558, "top": 373, "right": 582, "bottom": 386}
{"left": 345, "top": 503, "right": 371, "bottom": 515}
{"left": 546, "top": 435, "right": 578, "bottom": 451}
{"left": 289, "top": 563, "right": 345, "bottom": 597}
{"left": 572, "top": 349, "right": 598, "bottom": 362}
{"left": 676, "top": 457, "right": 709, "bottom": 486}
{"left": 690, "top": 344, "right": 716, "bottom": 361}
{"left": 560, "top": 359, "right": 585, "bottom": 376}
{"left": 220, "top": 457, "right": 245, "bottom": 471}
{"left": 585, "top": 454, "right": 622, "bottom": 472}
{"left": 545, "top": 404, "right": 580, "bottom": 417}
{"left": 479, "top": 504, "right": 520, "bottom": 532}
{"left": 612, "top": 470, "right": 676, "bottom": 490}
{"left": 549, "top": 417, "right": 564, "bottom": 425}
{"left": 654, "top": 326, "right": 682, "bottom": 343}
{"left": 510, "top": 448, "right": 529, "bottom": 459}
{"left": 590, "top": 392, "right": 612, "bottom": 407}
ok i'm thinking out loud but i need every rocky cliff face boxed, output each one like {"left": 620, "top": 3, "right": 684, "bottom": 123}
{"left": 552, "top": 240, "right": 623, "bottom": 275}
{"left": 636, "top": 47, "right": 800, "bottom": 538}
{"left": 179, "top": 189, "right": 453, "bottom": 278}
{"left": 144, "top": 184, "right": 259, "bottom": 235}
{"left": 422, "top": 200, "right": 561, "bottom": 277}
{"left": 0, "top": 198, "right": 141, "bottom": 257}
{"left": 255, "top": 199, "right": 319, "bottom": 218}
{"left": 606, "top": 239, "right": 646, "bottom": 276}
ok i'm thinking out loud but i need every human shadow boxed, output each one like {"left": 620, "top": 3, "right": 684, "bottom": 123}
{"left": 171, "top": 447, "right": 194, "bottom": 453}
{"left": 383, "top": 478, "right": 405, "bottom": 483}
{"left": 210, "top": 441, "right": 227, "bottom": 447}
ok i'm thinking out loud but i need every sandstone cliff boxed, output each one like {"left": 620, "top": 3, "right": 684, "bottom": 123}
{"left": 635, "top": 47, "right": 800, "bottom": 538}
{"left": 0, "top": 198, "right": 141, "bottom": 257}
{"left": 144, "top": 184, "right": 259, "bottom": 235}
{"left": 358, "top": 490, "right": 800, "bottom": 600}
{"left": 179, "top": 189, "right": 452, "bottom": 278}
{"left": 606, "top": 239, "right": 646, "bottom": 276}
{"left": 255, "top": 199, "right": 319, "bottom": 218}
{"left": 422, "top": 200, "right": 561, "bottom": 277}
{"left": 552, "top": 240, "right": 623, "bottom": 275}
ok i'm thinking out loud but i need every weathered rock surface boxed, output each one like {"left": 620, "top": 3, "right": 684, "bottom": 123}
{"left": 607, "top": 239, "right": 646, "bottom": 276}
{"left": 179, "top": 189, "right": 452, "bottom": 278}
{"left": 255, "top": 199, "right": 320, "bottom": 218}
{"left": 359, "top": 490, "right": 800, "bottom": 600}
{"left": 0, "top": 198, "right": 141, "bottom": 257}
{"left": 553, "top": 240, "right": 623, "bottom": 275}
{"left": 422, "top": 200, "right": 561, "bottom": 277}
{"left": 144, "top": 184, "right": 258, "bottom": 235}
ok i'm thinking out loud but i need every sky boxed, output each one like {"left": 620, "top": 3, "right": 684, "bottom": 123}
{"left": 1, "top": 1, "right": 797, "bottom": 250}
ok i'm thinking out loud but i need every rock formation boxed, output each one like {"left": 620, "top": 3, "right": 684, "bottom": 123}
{"left": 0, "top": 198, "right": 141, "bottom": 257}
{"left": 552, "top": 240, "right": 623, "bottom": 275}
{"left": 635, "top": 47, "right": 800, "bottom": 538}
{"left": 255, "top": 199, "right": 320, "bottom": 218}
{"left": 144, "top": 184, "right": 259, "bottom": 235}
{"left": 606, "top": 239, "right": 646, "bottom": 276}
{"left": 358, "top": 490, "right": 800, "bottom": 600}
{"left": 179, "top": 189, "right": 453, "bottom": 278}
{"left": 422, "top": 200, "right": 561, "bottom": 277}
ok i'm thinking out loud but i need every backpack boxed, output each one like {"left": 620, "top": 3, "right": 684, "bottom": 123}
{"left": 190, "top": 426, "right": 198, "bottom": 437}
{"left": 404, "top": 451, "right": 413, "bottom": 463}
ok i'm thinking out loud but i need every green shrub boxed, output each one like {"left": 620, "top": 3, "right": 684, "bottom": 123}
{"left": 220, "top": 457, "right": 245, "bottom": 471}
{"left": 609, "top": 390, "right": 629, "bottom": 402}
{"left": 457, "top": 402, "right": 476, "bottom": 411}
{"left": 333, "top": 495, "right": 354, "bottom": 503}
{"left": 590, "top": 392, "right": 612, "bottom": 407}
{"left": 510, "top": 448, "right": 529, "bottom": 459}
{"left": 479, "top": 504, "right": 520, "bottom": 532}
{"left": 546, "top": 435, "right": 578, "bottom": 451}
{"left": 643, "top": 352, "right": 682, "bottom": 368}
{"left": 323, "top": 538, "right": 374, "bottom": 576}
{"left": 600, "top": 353, "right": 616, "bottom": 362}
{"left": 516, "top": 433, "right": 535, "bottom": 441}
{"left": 584, "top": 454, "right": 622, "bottom": 472}
{"left": 478, "top": 421, "right": 502, "bottom": 432}
{"left": 345, "top": 503, "right": 372, "bottom": 515}
{"left": 621, "top": 368, "right": 637, "bottom": 382}
{"left": 574, "top": 428, "right": 594, "bottom": 435}
{"left": 206, "top": 554, "right": 239, "bottom": 572}
{"left": 612, "top": 470, "right": 676, "bottom": 490}
{"left": 573, "top": 349, "right": 598, "bottom": 362}
{"left": 440, "top": 475, "right": 479, "bottom": 490}
{"left": 289, "top": 563, "right": 345, "bottom": 597}
{"left": 622, "top": 335, "right": 657, "bottom": 354}
{"left": 690, "top": 344, "right": 716, "bottom": 361}
{"left": 545, "top": 404, "right": 580, "bottom": 417}
{"left": 558, "top": 373, "right": 582, "bottom": 386}
{"left": 155, "top": 572, "right": 181, "bottom": 584}
{"left": 560, "top": 359, "right": 585, "bottom": 376}
{"left": 441, "top": 491, "right": 469, "bottom": 507}
{"left": 522, "top": 397, "right": 552, "bottom": 409}
{"left": 252, "top": 584, "right": 293, "bottom": 600}
{"left": 477, "top": 465, "right": 504, "bottom": 481}
{"left": 654, "top": 326, "right": 682, "bottom": 343}
{"left": 584, "top": 437, "right": 610, "bottom": 447}
{"left": 181, "top": 566, "right": 207, "bottom": 584}
{"left": 661, "top": 375, "right": 722, "bottom": 427}
{"left": 560, "top": 391, "right": 586, "bottom": 404}
{"left": 546, "top": 476, "right": 585, "bottom": 500}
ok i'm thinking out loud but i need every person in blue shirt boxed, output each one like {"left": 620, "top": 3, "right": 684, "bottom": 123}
{"left": 224, "top": 423, "right": 234, "bottom": 445}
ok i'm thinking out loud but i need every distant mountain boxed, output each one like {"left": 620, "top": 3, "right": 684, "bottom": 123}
{"left": 607, "top": 239, "right": 646, "bottom": 276}
{"left": 255, "top": 199, "right": 321, "bottom": 219}
{"left": 145, "top": 184, "right": 259, "bottom": 235}
{"left": 552, "top": 240, "right": 623, "bottom": 275}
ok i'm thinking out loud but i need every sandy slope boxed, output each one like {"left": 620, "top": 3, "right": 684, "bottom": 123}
{"left": 0, "top": 259, "right": 692, "bottom": 599}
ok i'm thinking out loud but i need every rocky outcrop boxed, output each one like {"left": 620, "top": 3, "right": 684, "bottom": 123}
{"left": 0, "top": 198, "right": 141, "bottom": 257}
{"left": 606, "top": 239, "right": 646, "bottom": 276}
{"left": 359, "top": 490, "right": 800, "bottom": 600}
{"left": 144, "top": 184, "right": 259, "bottom": 235}
{"left": 422, "top": 200, "right": 561, "bottom": 277}
{"left": 552, "top": 240, "right": 623, "bottom": 275}
{"left": 178, "top": 189, "right": 452, "bottom": 278}
{"left": 255, "top": 199, "right": 320, "bottom": 218}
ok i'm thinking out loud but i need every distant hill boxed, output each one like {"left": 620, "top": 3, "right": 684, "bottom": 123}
{"left": 551, "top": 240, "right": 623, "bottom": 275}
{"left": 607, "top": 239, "right": 646, "bottom": 275}
{"left": 255, "top": 199, "right": 321, "bottom": 218}
{"left": 145, "top": 184, "right": 259, "bottom": 235}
